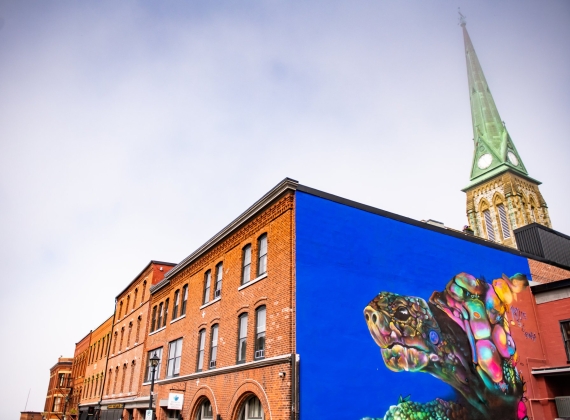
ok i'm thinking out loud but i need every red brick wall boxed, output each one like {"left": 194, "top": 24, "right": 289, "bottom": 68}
{"left": 142, "top": 192, "right": 295, "bottom": 420}
{"left": 528, "top": 259, "right": 570, "bottom": 284}
{"left": 535, "top": 297, "right": 570, "bottom": 367}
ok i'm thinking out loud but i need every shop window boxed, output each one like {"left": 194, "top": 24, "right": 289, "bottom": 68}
{"left": 197, "top": 329, "right": 206, "bottom": 372}
{"left": 214, "top": 262, "right": 223, "bottom": 298}
{"left": 209, "top": 324, "right": 219, "bottom": 369}
{"left": 167, "top": 338, "right": 183, "bottom": 377}
{"left": 242, "top": 245, "right": 252, "bottom": 284}
{"left": 255, "top": 306, "right": 266, "bottom": 360}
{"left": 257, "top": 234, "right": 267, "bottom": 276}
{"left": 239, "top": 396, "right": 264, "bottom": 420}
{"left": 166, "top": 409, "right": 181, "bottom": 420}
{"left": 196, "top": 399, "right": 213, "bottom": 419}
{"left": 145, "top": 348, "right": 162, "bottom": 382}
{"left": 237, "top": 313, "right": 248, "bottom": 363}
{"left": 561, "top": 320, "right": 570, "bottom": 362}
{"left": 181, "top": 284, "right": 188, "bottom": 316}
{"left": 203, "top": 270, "right": 212, "bottom": 304}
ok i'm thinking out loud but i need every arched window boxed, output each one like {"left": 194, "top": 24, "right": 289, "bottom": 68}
{"left": 242, "top": 245, "right": 252, "bottom": 284}
{"left": 151, "top": 305, "right": 158, "bottom": 332}
{"left": 126, "top": 295, "right": 130, "bottom": 314}
{"left": 118, "top": 301, "right": 123, "bottom": 319}
{"left": 141, "top": 280, "right": 147, "bottom": 303}
{"left": 203, "top": 270, "right": 212, "bottom": 304}
{"left": 237, "top": 313, "right": 248, "bottom": 363}
{"left": 112, "top": 366, "right": 119, "bottom": 394}
{"left": 197, "top": 329, "right": 206, "bottom": 372}
{"left": 181, "top": 284, "right": 188, "bottom": 316}
{"left": 106, "top": 369, "right": 112, "bottom": 395}
{"left": 127, "top": 322, "right": 133, "bottom": 348}
{"left": 157, "top": 302, "right": 164, "bottom": 329}
{"left": 163, "top": 298, "right": 169, "bottom": 327}
{"left": 196, "top": 399, "right": 213, "bottom": 419}
{"left": 133, "top": 288, "right": 138, "bottom": 309}
{"left": 120, "top": 363, "right": 127, "bottom": 393}
{"left": 480, "top": 201, "right": 495, "bottom": 242}
{"left": 101, "top": 336, "right": 106, "bottom": 360}
{"left": 496, "top": 202, "right": 511, "bottom": 240}
{"left": 257, "top": 234, "right": 267, "bottom": 276}
{"left": 173, "top": 289, "right": 180, "bottom": 320}
{"left": 214, "top": 262, "right": 223, "bottom": 298}
{"left": 209, "top": 324, "right": 219, "bottom": 369}
{"left": 119, "top": 327, "right": 125, "bottom": 352}
{"left": 239, "top": 396, "right": 264, "bottom": 420}
{"left": 112, "top": 332, "right": 118, "bottom": 354}
{"left": 135, "top": 316, "right": 142, "bottom": 343}
{"left": 129, "top": 360, "right": 136, "bottom": 392}
{"left": 255, "top": 306, "right": 266, "bottom": 360}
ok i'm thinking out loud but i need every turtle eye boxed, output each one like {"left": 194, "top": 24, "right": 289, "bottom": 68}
{"left": 394, "top": 307, "right": 410, "bottom": 322}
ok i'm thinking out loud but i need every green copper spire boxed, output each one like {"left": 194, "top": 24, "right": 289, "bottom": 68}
{"left": 460, "top": 17, "right": 537, "bottom": 189}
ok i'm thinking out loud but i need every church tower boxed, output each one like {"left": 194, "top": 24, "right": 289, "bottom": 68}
{"left": 460, "top": 16, "right": 552, "bottom": 248}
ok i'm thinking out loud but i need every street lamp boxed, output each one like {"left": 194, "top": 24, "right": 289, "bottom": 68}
{"left": 148, "top": 352, "right": 160, "bottom": 420}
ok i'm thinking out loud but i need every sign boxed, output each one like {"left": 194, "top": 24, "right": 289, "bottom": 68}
{"left": 167, "top": 393, "right": 184, "bottom": 410}
{"left": 145, "top": 409, "right": 154, "bottom": 420}
{"left": 107, "top": 404, "right": 125, "bottom": 409}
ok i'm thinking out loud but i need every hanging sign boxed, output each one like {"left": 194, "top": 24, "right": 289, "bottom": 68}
{"left": 167, "top": 393, "right": 184, "bottom": 410}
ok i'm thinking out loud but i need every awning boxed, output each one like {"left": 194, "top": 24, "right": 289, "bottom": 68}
{"left": 531, "top": 366, "right": 570, "bottom": 376}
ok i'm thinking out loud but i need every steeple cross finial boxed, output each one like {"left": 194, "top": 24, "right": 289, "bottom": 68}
{"left": 458, "top": 8, "right": 467, "bottom": 27}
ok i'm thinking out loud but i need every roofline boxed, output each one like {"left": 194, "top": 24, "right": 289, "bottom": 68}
{"left": 462, "top": 166, "right": 541, "bottom": 191}
{"left": 531, "top": 278, "right": 570, "bottom": 294}
{"left": 74, "top": 330, "right": 92, "bottom": 347}
{"left": 153, "top": 177, "right": 568, "bottom": 295}
{"left": 116, "top": 260, "right": 177, "bottom": 299}
{"left": 514, "top": 222, "right": 570, "bottom": 242}
{"left": 50, "top": 359, "right": 73, "bottom": 371}
{"left": 91, "top": 314, "right": 114, "bottom": 333}
{"left": 294, "top": 183, "right": 570, "bottom": 272}
{"left": 151, "top": 178, "right": 298, "bottom": 294}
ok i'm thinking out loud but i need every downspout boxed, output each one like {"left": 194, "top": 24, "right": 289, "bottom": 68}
{"left": 98, "top": 298, "right": 118, "bottom": 420}
{"left": 290, "top": 194, "right": 298, "bottom": 420}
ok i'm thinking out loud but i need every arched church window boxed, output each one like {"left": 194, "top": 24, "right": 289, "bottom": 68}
{"left": 239, "top": 395, "right": 264, "bottom": 420}
{"left": 482, "top": 209, "right": 496, "bottom": 242}
{"left": 496, "top": 203, "right": 511, "bottom": 239}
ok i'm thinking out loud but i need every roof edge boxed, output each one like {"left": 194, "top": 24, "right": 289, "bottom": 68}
{"left": 151, "top": 177, "right": 298, "bottom": 294}
{"left": 115, "top": 260, "right": 177, "bottom": 299}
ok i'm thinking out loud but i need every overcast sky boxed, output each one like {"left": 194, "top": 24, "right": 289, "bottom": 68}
{"left": 1, "top": 1, "right": 569, "bottom": 418}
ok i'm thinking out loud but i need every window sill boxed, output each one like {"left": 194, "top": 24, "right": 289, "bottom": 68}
{"left": 238, "top": 273, "right": 267, "bottom": 291}
{"left": 170, "top": 314, "right": 186, "bottom": 325}
{"left": 199, "top": 297, "right": 221, "bottom": 310}
{"left": 149, "top": 326, "right": 166, "bottom": 336}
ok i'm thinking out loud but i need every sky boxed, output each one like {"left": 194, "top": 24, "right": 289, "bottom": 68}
{"left": 0, "top": 1, "right": 569, "bottom": 418}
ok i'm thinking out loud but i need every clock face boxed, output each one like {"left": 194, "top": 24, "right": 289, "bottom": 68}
{"left": 507, "top": 151, "right": 519, "bottom": 166}
{"left": 477, "top": 153, "right": 493, "bottom": 169}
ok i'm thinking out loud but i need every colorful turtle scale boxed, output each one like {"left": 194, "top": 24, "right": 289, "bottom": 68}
{"left": 430, "top": 272, "right": 527, "bottom": 394}
{"left": 364, "top": 272, "right": 529, "bottom": 419}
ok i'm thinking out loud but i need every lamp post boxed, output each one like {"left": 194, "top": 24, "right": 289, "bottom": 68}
{"left": 148, "top": 352, "right": 160, "bottom": 420}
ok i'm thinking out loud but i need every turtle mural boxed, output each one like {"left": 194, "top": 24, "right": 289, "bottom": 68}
{"left": 363, "top": 272, "right": 529, "bottom": 420}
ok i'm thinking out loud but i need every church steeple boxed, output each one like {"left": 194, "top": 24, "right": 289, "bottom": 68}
{"left": 461, "top": 18, "right": 531, "bottom": 188}
{"left": 459, "top": 15, "right": 552, "bottom": 248}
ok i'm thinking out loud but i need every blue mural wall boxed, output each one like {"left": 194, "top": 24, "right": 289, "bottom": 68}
{"left": 295, "top": 191, "right": 531, "bottom": 420}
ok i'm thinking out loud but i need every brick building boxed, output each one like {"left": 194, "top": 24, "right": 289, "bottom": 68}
{"left": 99, "top": 261, "right": 175, "bottom": 420}
{"left": 43, "top": 357, "right": 73, "bottom": 420}
{"left": 69, "top": 331, "right": 92, "bottom": 419}
{"left": 79, "top": 315, "right": 113, "bottom": 419}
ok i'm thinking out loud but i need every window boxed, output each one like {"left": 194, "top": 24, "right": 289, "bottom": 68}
{"left": 135, "top": 316, "right": 141, "bottom": 343}
{"left": 239, "top": 396, "right": 264, "bottom": 420}
{"left": 197, "top": 329, "right": 206, "bottom": 372}
{"left": 257, "top": 234, "right": 267, "bottom": 276}
{"left": 483, "top": 209, "right": 496, "bottom": 241}
{"left": 151, "top": 306, "right": 157, "bottom": 332}
{"left": 196, "top": 399, "right": 213, "bottom": 419}
{"left": 255, "top": 306, "right": 266, "bottom": 360}
{"left": 53, "top": 397, "right": 62, "bottom": 412}
{"left": 126, "top": 322, "right": 133, "bottom": 348}
{"left": 203, "top": 270, "right": 212, "bottom": 304}
{"left": 58, "top": 373, "right": 65, "bottom": 387}
{"left": 106, "top": 369, "right": 112, "bottom": 395}
{"left": 145, "top": 348, "right": 163, "bottom": 382}
{"left": 237, "top": 313, "right": 248, "bottom": 363}
{"left": 118, "top": 301, "right": 123, "bottom": 319}
{"left": 157, "top": 302, "right": 164, "bottom": 330}
{"left": 167, "top": 338, "right": 183, "bottom": 377}
{"left": 112, "top": 332, "right": 118, "bottom": 354}
{"left": 129, "top": 361, "right": 136, "bottom": 392}
{"left": 120, "top": 363, "right": 127, "bottom": 393}
{"left": 133, "top": 288, "right": 138, "bottom": 309}
{"left": 141, "top": 280, "right": 147, "bottom": 302}
{"left": 173, "top": 290, "right": 180, "bottom": 320}
{"left": 497, "top": 203, "right": 511, "bottom": 239}
{"left": 209, "top": 324, "right": 219, "bottom": 369}
{"left": 112, "top": 366, "right": 119, "bottom": 394}
{"left": 242, "top": 245, "right": 252, "bottom": 284}
{"left": 163, "top": 298, "right": 169, "bottom": 328}
{"left": 214, "top": 263, "right": 223, "bottom": 298}
{"left": 561, "top": 320, "right": 570, "bottom": 362}
{"left": 101, "top": 337, "right": 105, "bottom": 359}
{"left": 126, "top": 295, "right": 130, "bottom": 314}
{"left": 167, "top": 409, "right": 181, "bottom": 420}
{"left": 181, "top": 285, "right": 188, "bottom": 316}
{"left": 119, "top": 327, "right": 124, "bottom": 352}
